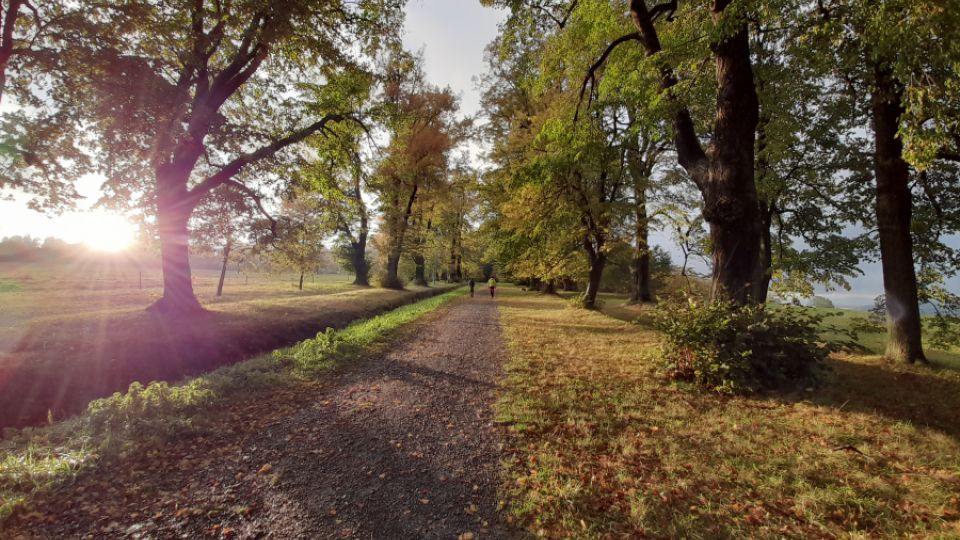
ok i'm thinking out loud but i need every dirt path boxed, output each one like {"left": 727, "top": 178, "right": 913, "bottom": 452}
{"left": 3, "top": 293, "right": 510, "bottom": 539}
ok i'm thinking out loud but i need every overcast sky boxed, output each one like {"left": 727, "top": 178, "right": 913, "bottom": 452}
{"left": 1, "top": 1, "right": 955, "bottom": 307}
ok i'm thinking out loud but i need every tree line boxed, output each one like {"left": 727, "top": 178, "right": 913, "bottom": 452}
{"left": 478, "top": 0, "right": 960, "bottom": 363}
{"left": 0, "top": 1, "right": 483, "bottom": 310}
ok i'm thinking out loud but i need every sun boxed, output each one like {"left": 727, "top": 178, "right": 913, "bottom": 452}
{"left": 74, "top": 211, "right": 137, "bottom": 252}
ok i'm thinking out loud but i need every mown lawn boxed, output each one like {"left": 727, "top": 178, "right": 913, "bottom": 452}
{"left": 495, "top": 286, "right": 960, "bottom": 538}
{"left": 0, "top": 268, "right": 450, "bottom": 428}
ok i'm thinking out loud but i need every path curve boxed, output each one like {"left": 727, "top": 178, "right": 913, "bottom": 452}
{"left": 3, "top": 293, "right": 510, "bottom": 539}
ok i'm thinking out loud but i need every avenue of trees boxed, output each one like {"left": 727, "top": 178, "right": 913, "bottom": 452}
{"left": 477, "top": 0, "right": 960, "bottom": 363}
{"left": 1, "top": 1, "right": 482, "bottom": 310}
{"left": 2, "top": 0, "right": 959, "bottom": 364}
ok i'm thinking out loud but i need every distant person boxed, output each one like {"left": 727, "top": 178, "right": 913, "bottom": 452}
{"left": 488, "top": 276, "right": 497, "bottom": 298}
{"left": 468, "top": 278, "right": 475, "bottom": 297}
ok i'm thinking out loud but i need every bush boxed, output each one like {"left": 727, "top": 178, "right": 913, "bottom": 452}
{"left": 654, "top": 300, "right": 853, "bottom": 394}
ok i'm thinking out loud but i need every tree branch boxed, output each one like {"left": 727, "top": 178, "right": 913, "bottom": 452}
{"left": 575, "top": 32, "right": 641, "bottom": 121}
{"left": 189, "top": 113, "right": 361, "bottom": 203}
{"left": 221, "top": 179, "right": 276, "bottom": 235}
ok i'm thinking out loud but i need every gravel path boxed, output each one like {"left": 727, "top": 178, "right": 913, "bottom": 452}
{"left": 2, "top": 294, "right": 510, "bottom": 539}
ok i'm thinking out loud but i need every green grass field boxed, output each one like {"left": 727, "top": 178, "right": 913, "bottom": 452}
{"left": 0, "top": 259, "right": 453, "bottom": 428}
{"left": 497, "top": 286, "right": 960, "bottom": 538}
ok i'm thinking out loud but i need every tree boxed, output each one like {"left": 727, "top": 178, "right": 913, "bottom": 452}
{"left": 0, "top": 0, "right": 94, "bottom": 211}
{"left": 191, "top": 185, "right": 254, "bottom": 297}
{"left": 373, "top": 49, "right": 463, "bottom": 289}
{"left": 301, "top": 119, "right": 375, "bottom": 286}
{"left": 578, "top": 0, "right": 762, "bottom": 305}
{"left": 67, "top": 0, "right": 400, "bottom": 313}
{"left": 270, "top": 192, "right": 327, "bottom": 291}
{"left": 807, "top": 0, "right": 960, "bottom": 362}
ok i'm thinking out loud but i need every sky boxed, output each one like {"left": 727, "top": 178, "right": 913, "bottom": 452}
{"left": 1, "top": 1, "right": 956, "bottom": 308}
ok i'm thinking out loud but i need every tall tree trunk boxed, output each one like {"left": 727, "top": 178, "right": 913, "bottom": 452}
{"left": 216, "top": 239, "right": 232, "bottom": 297}
{"left": 384, "top": 250, "right": 403, "bottom": 289}
{"left": 0, "top": 0, "right": 24, "bottom": 107}
{"left": 298, "top": 271, "right": 304, "bottom": 291}
{"left": 872, "top": 66, "right": 926, "bottom": 364}
{"left": 704, "top": 23, "right": 761, "bottom": 305}
{"left": 629, "top": 1, "right": 760, "bottom": 305}
{"left": 412, "top": 253, "right": 428, "bottom": 286}
{"left": 150, "top": 171, "right": 202, "bottom": 313}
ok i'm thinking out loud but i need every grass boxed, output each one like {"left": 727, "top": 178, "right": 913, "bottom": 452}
{"left": 0, "top": 259, "right": 454, "bottom": 427}
{"left": 495, "top": 285, "right": 960, "bottom": 538}
{"left": 0, "top": 287, "right": 466, "bottom": 521}
{"left": 593, "top": 291, "right": 960, "bottom": 372}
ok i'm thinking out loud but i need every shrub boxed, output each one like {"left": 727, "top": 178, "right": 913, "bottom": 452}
{"left": 654, "top": 300, "right": 853, "bottom": 394}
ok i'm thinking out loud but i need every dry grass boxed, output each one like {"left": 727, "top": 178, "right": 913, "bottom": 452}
{"left": 495, "top": 286, "right": 960, "bottom": 538}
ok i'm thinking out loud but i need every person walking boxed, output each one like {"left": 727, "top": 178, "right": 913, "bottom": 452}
{"left": 468, "top": 278, "right": 475, "bottom": 297}
{"left": 488, "top": 276, "right": 497, "bottom": 298}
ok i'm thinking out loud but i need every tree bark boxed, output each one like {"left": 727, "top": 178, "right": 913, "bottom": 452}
{"left": 0, "top": 0, "right": 24, "bottom": 107}
{"left": 383, "top": 250, "right": 404, "bottom": 289}
{"left": 298, "top": 271, "right": 304, "bottom": 291}
{"left": 871, "top": 66, "right": 926, "bottom": 364}
{"left": 751, "top": 204, "right": 773, "bottom": 303}
{"left": 350, "top": 236, "right": 370, "bottom": 287}
{"left": 629, "top": 195, "right": 653, "bottom": 303}
{"left": 628, "top": 0, "right": 760, "bottom": 305}
{"left": 216, "top": 239, "right": 232, "bottom": 297}
{"left": 542, "top": 278, "right": 557, "bottom": 295}
{"left": 703, "top": 22, "right": 761, "bottom": 305}
{"left": 150, "top": 170, "right": 202, "bottom": 313}
{"left": 412, "top": 253, "right": 428, "bottom": 286}
{"left": 583, "top": 253, "right": 606, "bottom": 310}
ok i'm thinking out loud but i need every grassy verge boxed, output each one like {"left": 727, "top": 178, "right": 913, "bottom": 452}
{"left": 0, "top": 287, "right": 465, "bottom": 521}
{"left": 495, "top": 286, "right": 960, "bottom": 538}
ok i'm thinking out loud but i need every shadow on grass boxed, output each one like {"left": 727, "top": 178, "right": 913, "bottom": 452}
{"left": 779, "top": 356, "right": 960, "bottom": 441}
{"left": 0, "top": 288, "right": 450, "bottom": 430}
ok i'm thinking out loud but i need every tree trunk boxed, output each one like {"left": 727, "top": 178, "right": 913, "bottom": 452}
{"left": 0, "top": 0, "right": 24, "bottom": 107}
{"left": 583, "top": 254, "right": 606, "bottom": 310}
{"left": 542, "top": 279, "right": 557, "bottom": 295}
{"left": 872, "top": 66, "right": 926, "bottom": 364}
{"left": 412, "top": 253, "right": 428, "bottom": 286}
{"left": 298, "top": 271, "right": 304, "bottom": 291}
{"left": 383, "top": 250, "right": 403, "bottom": 289}
{"left": 562, "top": 277, "right": 578, "bottom": 292}
{"left": 150, "top": 177, "right": 202, "bottom": 313}
{"left": 351, "top": 235, "right": 370, "bottom": 287}
{"left": 703, "top": 23, "right": 761, "bottom": 305}
{"left": 629, "top": 195, "right": 653, "bottom": 303}
{"left": 630, "top": 2, "right": 760, "bottom": 306}
{"left": 751, "top": 205, "right": 773, "bottom": 303}
{"left": 216, "top": 239, "right": 232, "bottom": 297}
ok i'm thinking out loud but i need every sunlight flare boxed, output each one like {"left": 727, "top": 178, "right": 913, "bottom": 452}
{"left": 67, "top": 211, "right": 137, "bottom": 252}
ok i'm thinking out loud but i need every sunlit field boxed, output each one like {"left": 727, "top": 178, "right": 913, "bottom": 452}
{"left": 0, "top": 259, "right": 356, "bottom": 324}
{"left": 0, "top": 258, "right": 449, "bottom": 428}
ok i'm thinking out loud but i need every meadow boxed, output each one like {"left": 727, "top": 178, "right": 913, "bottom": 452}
{"left": 496, "top": 286, "right": 960, "bottom": 538}
{"left": 0, "top": 258, "right": 449, "bottom": 428}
